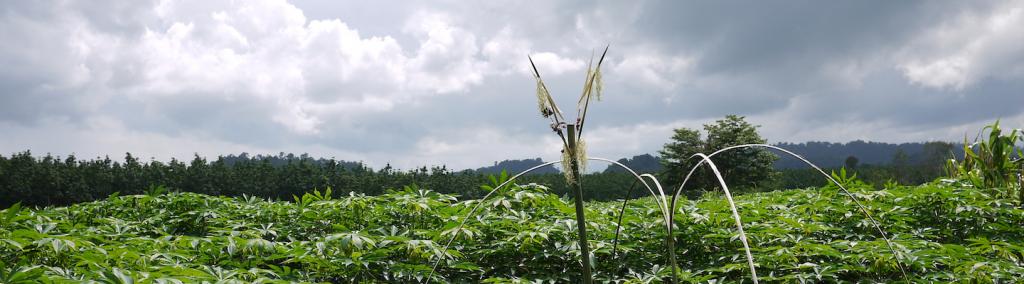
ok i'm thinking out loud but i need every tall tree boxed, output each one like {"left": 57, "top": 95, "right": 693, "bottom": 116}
{"left": 659, "top": 128, "right": 704, "bottom": 192}
{"left": 891, "top": 148, "right": 910, "bottom": 184}
{"left": 659, "top": 115, "right": 778, "bottom": 198}
{"left": 845, "top": 155, "right": 859, "bottom": 169}
{"left": 921, "top": 141, "right": 954, "bottom": 173}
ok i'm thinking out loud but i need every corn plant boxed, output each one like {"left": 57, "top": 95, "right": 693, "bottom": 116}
{"left": 948, "top": 120, "right": 1024, "bottom": 204}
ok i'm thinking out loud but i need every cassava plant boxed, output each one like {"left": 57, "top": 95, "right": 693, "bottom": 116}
{"left": 665, "top": 144, "right": 911, "bottom": 282}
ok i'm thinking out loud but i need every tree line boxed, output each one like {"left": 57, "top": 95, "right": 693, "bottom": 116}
{"left": 0, "top": 115, "right": 960, "bottom": 208}
{"left": 651, "top": 115, "right": 957, "bottom": 199}
{"left": 0, "top": 149, "right": 952, "bottom": 209}
{"left": 0, "top": 151, "right": 650, "bottom": 208}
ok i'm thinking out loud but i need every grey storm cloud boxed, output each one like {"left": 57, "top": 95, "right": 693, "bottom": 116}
{"left": 1, "top": 0, "right": 1023, "bottom": 170}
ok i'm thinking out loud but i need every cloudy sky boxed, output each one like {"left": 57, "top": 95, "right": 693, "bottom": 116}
{"left": 2, "top": 0, "right": 1023, "bottom": 171}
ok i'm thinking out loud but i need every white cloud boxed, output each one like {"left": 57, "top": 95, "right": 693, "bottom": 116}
{"left": 899, "top": 4, "right": 1024, "bottom": 90}
{"left": 3, "top": 0, "right": 1024, "bottom": 172}
{"left": 0, "top": 118, "right": 267, "bottom": 161}
{"left": 481, "top": 27, "right": 532, "bottom": 76}
{"left": 410, "top": 127, "right": 563, "bottom": 170}
{"left": 402, "top": 11, "right": 486, "bottom": 94}
{"left": 480, "top": 26, "right": 586, "bottom": 78}
{"left": 580, "top": 120, "right": 708, "bottom": 172}
{"left": 530, "top": 52, "right": 586, "bottom": 76}
{"left": 612, "top": 53, "right": 693, "bottom": 91}
{"left": 1, "top": 0, "right": 606, "bottom": 169}
{"left": 8, "top": 0, "right": 529, "bottom": 135}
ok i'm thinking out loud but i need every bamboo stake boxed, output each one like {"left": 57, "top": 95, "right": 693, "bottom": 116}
{"left": 567, "top": 124, "right": 593, "bottom": 284}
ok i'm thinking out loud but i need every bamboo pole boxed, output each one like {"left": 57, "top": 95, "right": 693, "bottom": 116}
{"left": 566, "top": 124, "right": 593, "bottom": 284}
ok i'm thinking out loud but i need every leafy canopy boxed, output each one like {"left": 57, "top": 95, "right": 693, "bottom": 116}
{"left": 659, "top": 115, "right": 778, "bottom": 197}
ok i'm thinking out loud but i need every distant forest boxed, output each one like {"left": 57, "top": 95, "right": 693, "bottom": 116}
{"left": 473, "top": 158, "right": 559, "bottom": 175}
{"left": 594, "top": 140, "right": 964, "bottom": 172}
{"left": 772, "top": 140, "right": 964, "bottom": 169}
{"left": 0, "top": 141, "right": 963, "bottom": 207}
{"left": 0, "top": 151, "right": 638, "bottom": 207}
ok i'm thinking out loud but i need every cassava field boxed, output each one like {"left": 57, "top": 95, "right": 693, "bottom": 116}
{"left": 2, "top": 176, "right": 1023, "bottom": 283}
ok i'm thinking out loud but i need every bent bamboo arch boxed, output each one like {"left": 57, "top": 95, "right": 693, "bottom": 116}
{"left": 609, "top": 144, "right": 910, "bottom": 283}
{"left": 666, "top": 144, "right": 909, "bottom": 281}
{"left": 427, "top": 145, "right": 910, "bottom": 283}
{"left": 427, "top": 158, "right": 674, "bottom": 282}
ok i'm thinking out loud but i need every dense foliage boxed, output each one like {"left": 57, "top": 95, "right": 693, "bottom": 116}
{"left": 774, "top": 141, "right": 962, "bottom": 169}
{"left": 948, "top": 120, "right": 1023, "bottom": 196}
{"left": 0, "top": 151, "right": 464, "bottom": 207}
{"left": 1, "top": 150, "right": 955, "bottom": 208}
{"left": 659, "top": 115, "right": 778, "bottom": 197}
{"left": 777, "top": 163, "right": 946, "bottom": 190}
{"left": 603, "top": 154, "right": 662, "bottom": 174}
{"left": 2, "top": 178, "right": 1023, "bottom": 283}
{"left": 0, "top": 152, "right": 654, "bottom": 208}
{"left": 473, "top": 158, "right": 559, "bottom": 175}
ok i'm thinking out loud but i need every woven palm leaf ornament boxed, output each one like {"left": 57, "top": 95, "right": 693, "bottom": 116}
{"left": 529, "top": 46, "right": 607, "bottom": 184}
